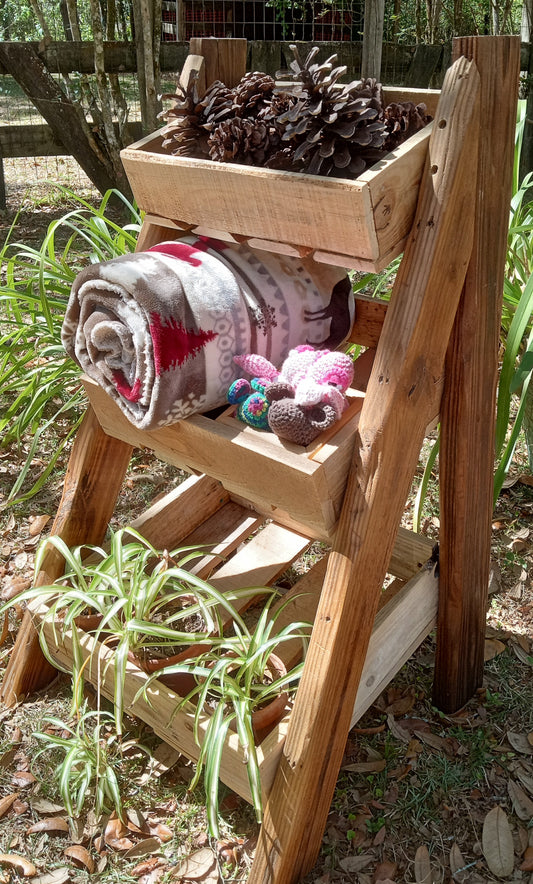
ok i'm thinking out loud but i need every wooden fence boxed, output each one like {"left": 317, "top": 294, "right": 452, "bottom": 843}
{"left": 1, "top": 39, "right": 531, "bottom": 208}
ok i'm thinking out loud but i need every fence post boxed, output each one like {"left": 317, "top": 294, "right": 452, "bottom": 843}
{"left": 361, "top": 0, "right": 385, "bottom": 78}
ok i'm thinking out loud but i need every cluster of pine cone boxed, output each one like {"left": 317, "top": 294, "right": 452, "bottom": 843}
{"left": 159, "top": 45, "right": 431, "bottom": 179}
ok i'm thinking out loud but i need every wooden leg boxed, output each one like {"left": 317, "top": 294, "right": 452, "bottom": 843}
{"left": 249, "top": 57, "right": 480, "bottom": 884}
{"left": 434, "top": 36, "right": 521, "bottom": 713}
{"left": 0, "top": 407, "right": 133, "bottom": 706}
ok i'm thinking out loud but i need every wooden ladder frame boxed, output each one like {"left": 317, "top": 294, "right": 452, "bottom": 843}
{"left": 1, "top": 35, "right": 520, "bottom": 884}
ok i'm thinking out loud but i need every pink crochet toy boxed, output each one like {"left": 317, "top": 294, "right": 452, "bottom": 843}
{"left": 230, "top": 345, "right": 354, "bottom": 446}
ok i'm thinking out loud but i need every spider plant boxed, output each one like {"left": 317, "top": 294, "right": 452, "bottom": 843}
{"left": 1, "top": 527, "right": 263, "bottom": 733}
{"left": 141, "top": 593, "right": 310, "bottom": 838}
{"left": 0, "top": 187, "right": 141, "bottom": 505}
{"left": 33, "top": 704, "right": 151, "bottom": 820}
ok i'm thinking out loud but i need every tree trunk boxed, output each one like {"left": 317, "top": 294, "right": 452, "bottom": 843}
{"left": 0, "top": 41, "right": 129, "bottom": 198}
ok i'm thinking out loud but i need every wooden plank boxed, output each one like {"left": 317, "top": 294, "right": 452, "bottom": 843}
{"left": 178, "top": 53, "right": 205, "bottom": 96}
{"left": 188, "top": 37, "right": 247, "bottom": 89}
{"left": 388, "top": 527, "right": 434, "bottom": 580}
{"left": 181, "top": 502, "right": 264, "bottom": 579}
{"left": 120, "top": 119, "right": 431, "bottom": 265}
{"left": 434, "top": 36, "right": 521, "bottom": 713}
{"left": 351, "top": 566, "right": 438, "bottom": 725}
{"left": 0, "top": 122, "right": 143, "bottom": 160}
{"left": 208, "top": 523, "right": 310, "bottom": 594}
{"left": 383, "top": 86, "right": 441, "bottom": 117}
{"left": 362, "top": 0, "right": 385, "bottom": 79}
{"left": 83, "top": 378, "right": 350, "bottom": 537}
{"left": 249, "top": 54, "right": 481, "bottom": 884}
{"left": 0, "top": 408, "right": 133, "bottom": 707}
{"left": 347, "top": 295, "right": 388, "bottom": 349}
{"left": 130, "top": 474, "right": 230, "bottom": 549}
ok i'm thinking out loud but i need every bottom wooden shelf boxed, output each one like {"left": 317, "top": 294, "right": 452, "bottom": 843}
{"left": 29, "top": 473, "right": 438, "bottom": 804}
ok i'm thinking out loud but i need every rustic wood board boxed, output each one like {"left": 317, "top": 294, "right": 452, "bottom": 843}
{"left": 121, "top": 121, "right": 432, "bottom": 266}
{"left": 83, "top": 378, "right": 362, "bottom": 538}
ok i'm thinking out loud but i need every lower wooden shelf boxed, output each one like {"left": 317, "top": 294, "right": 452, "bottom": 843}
{"left": 29, "top": 474, "right": 439, "bottom": 804}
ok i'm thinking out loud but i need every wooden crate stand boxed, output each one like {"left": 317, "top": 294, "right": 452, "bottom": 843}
{"left": 1, "top": 36, "right": 520, "bottom": 884}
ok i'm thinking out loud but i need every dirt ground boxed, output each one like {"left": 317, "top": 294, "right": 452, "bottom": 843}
{"left": 1, "top": 163, "right": 533, "bottom": 884}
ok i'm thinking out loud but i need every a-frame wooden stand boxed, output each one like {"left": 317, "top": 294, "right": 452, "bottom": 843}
{"left": 1, "top": 36, "right": 520, "bottom": 884}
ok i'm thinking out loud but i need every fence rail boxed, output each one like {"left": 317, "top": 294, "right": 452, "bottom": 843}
{"left": 1, "top": 39, "right": 531, "bottom": 209}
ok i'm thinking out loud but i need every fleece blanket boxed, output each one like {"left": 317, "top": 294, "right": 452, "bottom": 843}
{"left": 62, "top": 236, "right": 354, "bottom": 430}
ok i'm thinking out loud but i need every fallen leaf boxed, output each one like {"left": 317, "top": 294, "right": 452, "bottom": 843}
{"left": 507, "top": 780, "right": 533, "bottom": 820}
{"left": 482, "top": 806, "right": 514, "bottom": 878}
{"left": 131, "top": 857, "right": 163, "bottom": 877}
{"left": 170, "top": 847, "right": 217, "bottom": 880}
{"left": 414, "top": 845, "right": 432, "bottom": 883}
{"left": 139, "top": 742, "right": 181, "bottom": 785}
{"left": 386, "top": 714, "right": 411, "bottom": 743}
{"left": 31, "top": 799, "right": 65, "bottom": 815}
{"left": 520, "top": 846, "right": 533, "bottom": 872}
{"left": 373, "top": 860, "right": 397, "bottom": 881}
{"left": 507, "top": 732, "right": 533, "bottom": 755}
{"left": 372, "top": 826, "right": 387, "bottom": 847}
{"left": 28, "top": 515, "right": 51, "bottom": 537}
{"left": 13, "top": 799, "right": 29, "bottom": 815}
{"left": 14, "top": 552, "right": 28, "bottom": 570}
{"left": 339, "top": 854, "right": 374, "bottom": 874}
{"left": 32, "top": 870, "right": 70, "bottom": 884}
{"left": 124, "top": 838, "right": 163, "bottom": 858}
{"left": 0, "top": 794, "right": 18, "bottom": 819}
{"left": 12, "top": 771, "right": 36, "bottom": 788}
{"left": 510, "top": 640, "right": 533, "bottom": 665}
{"left": 342, "top": 759, "right": 386, "bottom": 773}
{"left": 0, "top": 854, "right": 37, "bottom": 876}
{"left": 450, "top": 842, "right": 468, "bottom": 881}
{"left": 414, "top": 730, "right": 454, "bottom": 754}
{"left": 529, "top": 732, "right": 533, "bottom": 748}
{"left": 1, "top": 577, "right": 31, "bottom": 602}
{"left": 0, "top": 612, "right": 8, "bottom": 647}
{"left": 26, "top": 818, "right": 70, "bottom": 835}
{"left": 63, "top": 845, "right": 95, "bottom": 873}
{"left": 484, "top": 638, "right": 506, "bottom": 661}
{"left": 149, "top": 821, "right": 173, "bottom": 843}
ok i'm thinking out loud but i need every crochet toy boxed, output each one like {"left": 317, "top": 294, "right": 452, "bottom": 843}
{"left": 227, "top": 345, "right": 354, "bottom": 446}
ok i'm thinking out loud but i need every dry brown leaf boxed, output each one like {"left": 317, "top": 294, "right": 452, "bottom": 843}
{"left": 170, "top": 847, "right": 217, "bottom": 881}
{"left": 26, "top": 817, "right": 70, "bottom": 835}
{"left": 1, "top": 577, "right": 31, "bottom": 603}
{"left": 148, "top": 821, "right": 173, "bottom": 843}
{"left": 31, "top": 799, "right": 65, "bottom": 815}
{"left": 373, "top": 860, "right": 397, "bottom": 881}
{"left": 0, "top": 854, "right": 37, "bottom": 876}
{"left": 508, "top": 732, "right": 533, "bottom": 755}
{"left": 28, "top": 515, "right": 51, "bottom": 537}
{"left": 0, "top": 612, "right": 8, "bottom": 647}
{"left": 372, "top": 826, "right": 387, "bottom": 848}
{"left": 484, "top": 638, "right": 506, "bottom": 661}
{"left": 342, "top": 759, "right": 386, "bottom": 773}
{"left": 339, "top": 854, "right": 374, "bottom": 874}
{"left": 12, "top": 771, "right": 36, "bottom": 788}
{"left": 520, "top": 846, "right": 533, "bottom": 872}
{"left": 0, "top": 794, "right": 18, "bottom": 819}
{"left": 13, "top": 799, "right": 29, "bottom": 815}
{"left": 414, "top": 845, "right": 432, "bottom": 883}
{"left": 510, "top": 640, "right": 533, "bottom": 665}
{"left": 32, "top": 869, "right": 70, "bottom": 884}
{"left": 508, "top": 780, "right": 533, "bottom": 820}
{"left": 482, "top": 806, "right": 514, "bottom": 878}
{"left": 63, "top": 844, "right": 95, "bottom": 873}
{"left": 124, "top": 838, "right": 163, "bottom": 859}
{"left": 529, "top": 732, "right": 533, "bottom": 748}
{"left": 386, "top": 714, "right": 411, "bottom": 743}
{"left": 449, "top": 842, "right": 468, "bottom": 881}
{"left": 414, "top": 729, "right": 454, "bottom": 754}
{"left": 131, "top": 856, "right": 163, "bottom": 878}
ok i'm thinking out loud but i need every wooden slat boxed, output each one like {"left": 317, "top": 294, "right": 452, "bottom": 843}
{"left": 181, "top": 502, "right": 264, "bottom": 579}
{"left": 130, "top": 474, "right": 230, "bottom": 550}
{"left": 350, "top": 566, "right": 438, "bottom": 726}
{"left": 435, "top": 36, "right": 521, "bottom": 712}
{"left": 208, "top": 523, "right": 310, "bottom": 595}
{"left": 250, "top": 54, "right": 481, "bottom": 884}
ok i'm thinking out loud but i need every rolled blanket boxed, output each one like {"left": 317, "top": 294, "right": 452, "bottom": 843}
{"left": 62, "top": 236, "right": 354, "bottom": 430}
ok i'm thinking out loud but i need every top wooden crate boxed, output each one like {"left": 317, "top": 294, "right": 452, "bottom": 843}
{"left": 121, "top": 88, "right": 440, "bottom": 272}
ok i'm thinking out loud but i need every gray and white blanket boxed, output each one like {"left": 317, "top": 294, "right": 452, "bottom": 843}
{"left": 62, "top": 236, "right": 354, "bottom": 430}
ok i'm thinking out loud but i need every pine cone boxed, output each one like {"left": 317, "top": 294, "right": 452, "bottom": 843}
{"left": 276, "top": 44, "right": 387, "bottom": 178}
{"left": 383, "top": 101, "right": 433, "bottom": 152}
{"left": 208, "top": 116, "right": 282, "bottom": 166}
{"left": 232, "top": 71, "right": 276, "bottom": 118}
{"left": 159, "top": 76, "right": 232, "bottom": 158}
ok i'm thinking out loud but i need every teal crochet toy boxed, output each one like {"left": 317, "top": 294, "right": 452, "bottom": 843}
{"left": 227, "top": 376, "right": 272, "bottom": 430}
